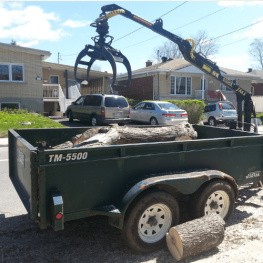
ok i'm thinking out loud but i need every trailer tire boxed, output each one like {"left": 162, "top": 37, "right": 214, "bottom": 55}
{"left": 191, "top": 180, "right": 235, "bottom": 221}
{"left": 122, "top": 191, "right": 180, "bottom": 253}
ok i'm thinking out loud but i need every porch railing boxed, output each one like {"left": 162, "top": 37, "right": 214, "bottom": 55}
{"left": 43, "top": 84, "right": 61, "bottom": 98}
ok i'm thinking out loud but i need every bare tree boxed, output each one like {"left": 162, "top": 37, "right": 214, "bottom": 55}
{"left": 152, "top": 30, "right": 219, "bottom": 62}
{"left": 249, "top": 38, "right": 263, "bottom": 70}
{"left": 192, "top": 30, "right": 219, "bottom": 57}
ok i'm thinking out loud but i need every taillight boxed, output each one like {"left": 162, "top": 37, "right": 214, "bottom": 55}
{"left": 101, "top": 107, "right": 105, "bottom": 118}
{"left": 162, "top": 114, "right": 177, "bottom": 117}
{"left": 181, "top": 113, "right": 188, "bottom": 117}
{"left": 55, "top": 212, "right": 63, "bottom": 220}
{"left": 219, "top": 102, "right": 223, "bottom": 110}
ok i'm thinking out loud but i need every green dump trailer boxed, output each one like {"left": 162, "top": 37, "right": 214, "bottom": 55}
{"left": 8, "top": 125, "right": 263, "bottom": 252}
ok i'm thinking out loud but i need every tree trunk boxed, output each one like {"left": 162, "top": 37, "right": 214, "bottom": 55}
{"left": 166, "top": 213, "right": 225, "bottom": 261}
{"left": 52, "top": 123, "right": 197, "bottom": 149}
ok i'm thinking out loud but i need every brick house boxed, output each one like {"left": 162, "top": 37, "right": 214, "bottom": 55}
{"left": 116, "top": 58, "right": 261, "bottom": 108}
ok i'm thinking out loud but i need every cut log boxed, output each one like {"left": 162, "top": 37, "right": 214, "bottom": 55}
{"left": 166, "top": 213, "right": 225, "bottom": 261}
{"left": 117, "top": 123, "right": 197, "bottom": 144}
{"left": 52, "top": 123, "right": 197, "bottom": 149}
{"left": 73, "top": 127, "right": 120, "bottom": 148}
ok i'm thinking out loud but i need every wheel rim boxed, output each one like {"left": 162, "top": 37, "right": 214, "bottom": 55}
{"left": 204, "top": 190, "right": 230, "bottom": 218}
{"left": 209, "top": 118, "right": 215, "bottom": 126}
{"left": 150, "top": 118, "right": 157, "bottom": 125}
{"left": 138, "top": 203, "right": 172, "bottom": 243}
{"left": 91, "top": 117, "right": 97, "bottom": 126}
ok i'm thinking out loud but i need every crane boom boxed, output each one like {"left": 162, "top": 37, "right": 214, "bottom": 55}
{"left": 74, "top": 3, "right": 256, "bottom": 131}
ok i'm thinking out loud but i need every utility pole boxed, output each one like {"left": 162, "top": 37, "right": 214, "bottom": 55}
{"left": 58, "top": 52, "right": 62, "bottom": 64}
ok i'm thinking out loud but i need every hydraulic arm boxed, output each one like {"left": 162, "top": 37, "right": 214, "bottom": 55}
{"left": 74, "top": 4, "right": 256, "bottom": 131}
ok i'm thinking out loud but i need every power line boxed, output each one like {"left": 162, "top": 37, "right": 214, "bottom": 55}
{"left": 120, "top": 6, "right": 228, "bottom": 49}
{"left": 113, "top": 1, "right": 188, "bottom": 43}
{"left": 211, "top": 18, "right": 263, "bottom": 41}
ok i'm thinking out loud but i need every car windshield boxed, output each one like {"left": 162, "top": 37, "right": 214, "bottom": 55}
{"left": 158, "top": 103, "right": 180, "bottom": 110}
{"left": 105, "top": 97, "right": 128, "bottom": 108}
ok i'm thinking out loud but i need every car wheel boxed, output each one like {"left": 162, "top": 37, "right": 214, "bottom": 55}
{"left": 68, "top": 111, "right": 74, "bottom": 122}
{"left": 191, "top": 180, "right": 235, "bottom": 221}
{"left": 91, "top": 115, "right": 98, "bottom": 126}
{"left": 122, "top": 191, "right": 180, "bottom": 253}
{"left": 150, "top": 117, "right": 158, "bottom": 125}
{"left": 208, "top": 117, "right": 216, "bottom": 126}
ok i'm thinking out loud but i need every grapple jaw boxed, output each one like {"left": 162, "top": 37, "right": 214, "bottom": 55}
{"left": 74, "top": 16, "right": 132, "bottom": 90}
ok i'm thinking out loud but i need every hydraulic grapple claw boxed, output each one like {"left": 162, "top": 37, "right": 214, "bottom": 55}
{"left": 74, "top": 16, "right": 132, "bottom": 89}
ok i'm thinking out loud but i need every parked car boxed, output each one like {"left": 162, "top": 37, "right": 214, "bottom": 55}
{"left": 66, "top": 94, "right": 130, "bottom": 126}
{"left": 203, "top": 101, "right": 237, "bottom": 126}
{"left": 130, "top": 101, "right": 188, "bottom": 125}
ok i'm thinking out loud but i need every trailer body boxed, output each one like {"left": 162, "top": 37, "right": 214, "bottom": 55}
{"left": 9, "top": 125, "right": 263, "bottom": 234}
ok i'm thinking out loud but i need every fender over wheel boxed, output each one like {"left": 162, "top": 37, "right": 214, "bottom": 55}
{"left": 191, "top": 180, "right": 235, "bottom": 221}
{"left": 122, "top": 191, "right": 180, "bottom": 253}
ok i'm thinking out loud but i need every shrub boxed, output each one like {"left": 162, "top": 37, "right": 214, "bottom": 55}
{"left": 165, "top": 100, "right": 205, "bottom": 124}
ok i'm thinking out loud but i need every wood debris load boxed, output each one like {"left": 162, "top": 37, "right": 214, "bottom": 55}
{"left": 52, "top": 123, "right": 198, "bottom": 149}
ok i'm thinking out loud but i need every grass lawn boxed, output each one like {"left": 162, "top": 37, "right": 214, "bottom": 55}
{"left": 0, "top": 110, "right": 64, "bottom": 138}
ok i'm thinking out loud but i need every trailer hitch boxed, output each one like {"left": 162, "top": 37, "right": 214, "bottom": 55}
{"left": 74, "top": 11, "right": 132, "bottom": 91}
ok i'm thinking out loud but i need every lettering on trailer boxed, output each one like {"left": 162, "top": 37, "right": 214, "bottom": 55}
{"left": 48, "top": 152, "right": 88, "bottom": 163}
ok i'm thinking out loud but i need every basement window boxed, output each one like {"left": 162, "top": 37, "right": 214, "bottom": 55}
{"left": 0, "top": 63, "right": 24, "bottom": 82}
{"left": 0, "top": 102, "right": 20, "bottom": 110}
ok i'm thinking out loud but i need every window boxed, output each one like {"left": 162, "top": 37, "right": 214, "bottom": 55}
{"left": 50, "top": 75, "right": 59, "bottom": 84}
{"left": 0, "top": 102, "right": 20, "bottom": 110}
{"left": 83, "top": 95, "right": 102, "bottom": 106}
{"left": 170, "top": 76, "right": 192, "bottom": 95}
{"left": 0, "top": 63, "right": 24, "bottom": 82}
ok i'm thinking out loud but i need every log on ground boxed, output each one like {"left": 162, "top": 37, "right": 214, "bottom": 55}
{"left": 166, "top": 213, "right": 225, "bottom": 261}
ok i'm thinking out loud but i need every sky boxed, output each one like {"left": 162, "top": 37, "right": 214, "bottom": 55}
{"left": 1, "top": 1, "right": 263, "bottom": 74}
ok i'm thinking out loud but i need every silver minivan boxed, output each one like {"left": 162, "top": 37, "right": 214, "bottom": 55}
{"left": 66, "top": 94, "right": 130, "bottom": 126}
{"left": 203, "top": 101, "right": 237, "bottom": 126}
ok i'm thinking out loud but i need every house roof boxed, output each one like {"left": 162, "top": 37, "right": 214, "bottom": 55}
{"left": 130, "top": 58, "right": 261, "bottom": 80}
{"left": 42, "top": 61, "right": 113, "bottom": 78}
{"left": 250, "top": 69, "right": 263, "bottom": 77}
{"left": 0, "top": 42, "right": 51, "bottom": 60}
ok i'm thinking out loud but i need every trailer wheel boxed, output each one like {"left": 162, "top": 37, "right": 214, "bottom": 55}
{"left": 122, "top": 191, "right": 179, "bottom": 253}
{"left": 192, "top": 180, "right": 235, "bottom": 221}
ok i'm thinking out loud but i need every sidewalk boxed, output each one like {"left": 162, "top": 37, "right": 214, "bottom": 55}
{"left": 0, "top": 137, "right": 8, "bottom": 147}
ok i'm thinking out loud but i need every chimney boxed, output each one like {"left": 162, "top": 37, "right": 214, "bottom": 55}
{"left": 145, "top": 60, "right": 152, "bottom": 67}
{"left": 161, "top": 56, "right": 168, "bottom": 63}
{"left": 247, "top": 68, "right": 253, "bottom": 73}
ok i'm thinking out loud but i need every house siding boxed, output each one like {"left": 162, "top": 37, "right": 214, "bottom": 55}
{"left": 0, "top": 47, "right": 44, "bottom": 112}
